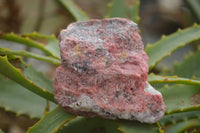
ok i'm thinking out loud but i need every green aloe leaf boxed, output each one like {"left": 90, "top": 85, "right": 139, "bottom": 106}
{"left": 0, "top": 55, "right": 54, "bottom": 102}
{"left": 169, "top": 49, "right": 200, "bottom": 79}
{"left": 148, "top": 74, "right": 200, "bottom": 87}
{"left": 159, "top": 111, "right": 200, "bottom": 126}
{"left": 0, "top": 75, "right": 56, "bottom": 118}
{"left": 160, "top": 84, "right": 200, "bottom": 114}
{"left": 145, "top": 24, "right": 200, "bottom": 70}
{"left": 117, "top": 120, "right": 159, "bottom": 133}
{"left": 56, "top": 0, "right": 89, "bottom": 21}
{"left": 184, "top": 0, "right": 200, "bottom": 23}
{"left": 164, "top": 118, "right": 200, "bottom": 133}
{"left": 58, "top": 117, "right": 121, "bottom": 133}
{"left": 108, "top": 0, "right": 140, "bottom": 23}
{"left": 27, "top": 107, "right": 75, "bottom": 133}
{"left": 0, "top": 48, "right": 60, "bottom": 66}
{"left": 22, "top": 32, "right": 60, "bottom": 59}
{"left": 0, "top": 32, "right": 60, "bottom": 59}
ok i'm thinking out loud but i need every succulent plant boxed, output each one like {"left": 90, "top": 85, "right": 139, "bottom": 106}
{"left": 0, "top": 0, "right": 200, "bottom": 132}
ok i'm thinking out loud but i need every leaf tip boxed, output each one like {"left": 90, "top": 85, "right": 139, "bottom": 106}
{"left": 107, "top": 2, "right": 112, "bottom": 8}
{"left": 145, "top": 43, "right": 152, "bottom": 49}
{"left": 117, "top": 127, "right": 125, "bottom": 133}
{"left": 136, "top": 16, "right": 140, "bottom": 23}
{"left": 51, "top": 34, "right": 56, "bottom": 38}
{"left": 136, "top": 0, "right": 140, "bottom": 5}
{"left": 183, "top": 51, "right": 194, "bottom": 60}
{"left": 161, "top": 34, "right": 166, "bottom": 39}
{"left": 193, "top": 23, "right": 198, "bottom": 27}
{"left": 192, "top": 75, "right": 197, "bottom": 79}
{"left": 149, "top": 73, "right": 155, "bottom": 76}
{"left": 25, "top": 36, "right": 30, "bottom": 40}
{"left": 172, "top": 75, "right": 178, "bottom": 78}
{"left": 177, "top": 28, "right": 182, "bottom": 32}
{"left": 32, "top": 31, "right": 37, "bottom": 35}
{"left": 197, "top": 46, "right": 200, "bottom": 51}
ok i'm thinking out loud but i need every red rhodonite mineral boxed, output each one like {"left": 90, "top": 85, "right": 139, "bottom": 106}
{"left": 53, "top": 18, "right": 166, "bottom": 123}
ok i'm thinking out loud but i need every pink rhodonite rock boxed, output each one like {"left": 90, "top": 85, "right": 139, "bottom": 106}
{"left": 54, "top": 18, "right": 166, "bottom": 123}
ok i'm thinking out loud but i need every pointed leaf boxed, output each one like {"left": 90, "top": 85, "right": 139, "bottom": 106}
{"left": 184, "top": 0, "right": 200, "bottom": 23}
{"left": 159, "top": 111, "right": 200, "bottom": 126}
{"left": 0, "top": 33, "right": 60, "bottom": 59}
{"left": 44, "top": 37, "right": 60, "bottom": 59}
{"left": 0, "top": 47, "right": 60, "bottom": 66}
{"left": 117, "top": 120, "right": 159, "bottom": 133}
{"left": 57, "top": 0, "right": 89, "bottom": 21}
{"left": 27, "top": 107, "right": 74, "bottom": 133}
{"left": 108, "top": 0, "right": 140, "bottom": 23}
{"left": 22, "top": 32, "right": 60, "bottom": 59}
{"left": 148, "top": 74, "right": 200, "bottom": 87}
{"left": 145, "top": 24, "right": 200, "bottom": 70}
{"left": 58, "top": 117, "right": 121, "bottom": 133}
{"left": 170, "top": 49, "right": 200, "bottom": 79}
{"left": 164, "top": 118, "right": 200, "bottom": 133}
{"left": 0, "top": 76, "right": 56, "bottom": 118}
{"left": 0, "top": 55, "right": 54, "bottom": 102}
{"left": 159, "top": 85, "right": 200, "bottom": 114}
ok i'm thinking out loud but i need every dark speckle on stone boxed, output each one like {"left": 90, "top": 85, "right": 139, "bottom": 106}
{"left": 115, "top": 91, "right": 121, "bottom": 98}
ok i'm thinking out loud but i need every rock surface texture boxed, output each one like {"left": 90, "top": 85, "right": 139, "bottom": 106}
{"left": 54, "top": 18, "right": 166, "bottom": 123}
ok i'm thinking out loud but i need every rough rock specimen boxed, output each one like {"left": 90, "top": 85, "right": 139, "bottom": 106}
{"left": 54, "top": 18, "right": 166, "bottom": 123}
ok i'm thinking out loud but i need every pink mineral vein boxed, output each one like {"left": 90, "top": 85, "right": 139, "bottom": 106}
{"left": 53, "top": 18, "right": 166, "bottom": 123}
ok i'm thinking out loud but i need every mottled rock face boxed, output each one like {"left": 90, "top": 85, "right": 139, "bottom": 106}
{"left": 54, "top": 18, "right": 166, "bottom": 123}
